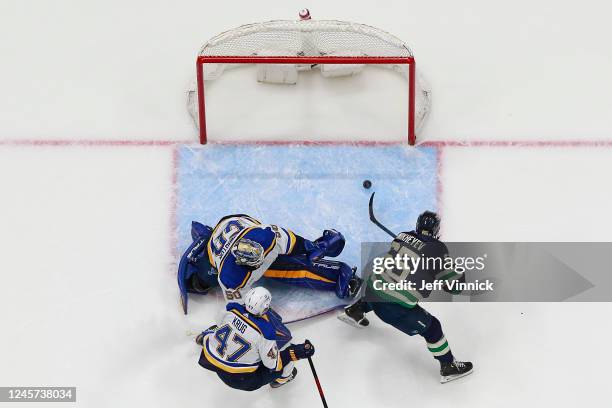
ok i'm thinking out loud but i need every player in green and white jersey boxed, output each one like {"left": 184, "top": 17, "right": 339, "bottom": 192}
{"left": 338, "top": 211, "right": 473, "bottom": 383}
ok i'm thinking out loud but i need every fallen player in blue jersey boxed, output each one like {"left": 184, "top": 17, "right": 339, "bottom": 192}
{"left": 178, "top": 214, "right": 362, "bottom": 313}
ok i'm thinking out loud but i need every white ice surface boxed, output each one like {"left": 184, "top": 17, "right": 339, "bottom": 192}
{"left": 441, "top": 147, "right": 612, "bottom": 241}
{"left": 1, "top": 145, "right": 611, "bottom": 408}
{"left": 1, "top": 1, "right": 612, "bottom": 407}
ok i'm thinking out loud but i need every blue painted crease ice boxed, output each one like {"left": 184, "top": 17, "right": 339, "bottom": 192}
{"left": 176, "top": 145, "right": 438, "bottom": 321}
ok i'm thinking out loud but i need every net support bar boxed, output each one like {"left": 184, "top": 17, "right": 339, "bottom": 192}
{"left": 196, "top": 55, "right": 416, "bottom": 145}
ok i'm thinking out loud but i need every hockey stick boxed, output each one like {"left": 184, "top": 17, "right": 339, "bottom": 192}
{"left": 368, "top": 192, "right": 397, "bottom": 238}
{"left": 307, "top": 350, "right": 329, "bottom": 408}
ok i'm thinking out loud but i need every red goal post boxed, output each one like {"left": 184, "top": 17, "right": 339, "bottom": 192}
{"left": 189, "top": 19, "right": 430, "bottom": 145}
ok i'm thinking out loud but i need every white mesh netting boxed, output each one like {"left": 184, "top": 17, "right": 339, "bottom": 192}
{"left": 187, "top": 19, "right": 431, "bottom": 142}
{"left": 198, "top": 19, "right": 413, "bottom": 57}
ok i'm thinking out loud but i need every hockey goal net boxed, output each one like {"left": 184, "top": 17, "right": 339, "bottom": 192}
{"left": 187, "top": 18, "right": 430, "bottom": 145}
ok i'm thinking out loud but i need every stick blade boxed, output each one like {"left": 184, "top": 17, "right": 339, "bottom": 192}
{"left": 368, "top": 192, "right": 376, "bottom": 222}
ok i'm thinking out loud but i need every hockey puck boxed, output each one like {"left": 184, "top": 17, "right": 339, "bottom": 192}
{"left": 363, "top": 180, "right": 372, "bottom": 189}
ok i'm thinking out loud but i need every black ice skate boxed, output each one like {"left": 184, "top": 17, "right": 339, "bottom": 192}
{"left": 348, "top": 267, "right": 363, "bottom": 298}
{"left": 337, "top": 301, "right": 369, "bottom": 328}
{"left": 270, "top": 367, "right": 298, "bottom": 388}
{"left": 440, "top": 360, "right": 473, "bottom": 383}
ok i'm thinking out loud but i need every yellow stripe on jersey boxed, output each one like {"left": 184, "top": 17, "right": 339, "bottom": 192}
{"left": 236, "top": 270, "right": 252, "bottom": 290}
{"left": 207, "top": 238, "right": 215, "bottom": 266}
{"left": 275, "top": 351, "right": 283, "bottom": 371}
{"left": 229, "top": 309, "right": 263, "bottom": 336}
{"left": 264, "top": 269, "right": 335, "bottom": 284}
{"left": 263, "top": 236, "right": 277, "bottom": 258}
{"left": 287, "top": 229, "right": 297, "bottom": 253}
{"left": 206, "top": 222, "right": 224, "bottom": 266}
{"left": 203, "top": 339, "right": 258, "bottom": 373}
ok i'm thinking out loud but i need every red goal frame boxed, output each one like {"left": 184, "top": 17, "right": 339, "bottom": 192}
{"left": 196, "top": 55, "right": 417, "bottom": 145}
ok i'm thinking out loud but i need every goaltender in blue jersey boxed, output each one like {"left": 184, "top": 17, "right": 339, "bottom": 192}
{"left": 178, "top": 214, "right": 361, "bottom": 312}
{"left": 208, "top": 214, "right": 300, "bottom": 302}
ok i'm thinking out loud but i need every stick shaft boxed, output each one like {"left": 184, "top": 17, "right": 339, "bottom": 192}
{"left": 368, "top": 192, "right": 397, "bottom": 238}
{"left": 308, "top": 357, "right": 329, "bottom": 408}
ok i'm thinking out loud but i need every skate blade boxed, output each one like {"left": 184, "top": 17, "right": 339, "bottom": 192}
{"left": 337, "top": 312, "right": 368, "bottom": 329}
{"left": 270, "top": 371, "right": 297, "bottom": 388}
{"left": 270, "top": 378, "right": 294, "bottom": 388}
{"left": 440, "top": 368, "right": 473, "bottom": 384}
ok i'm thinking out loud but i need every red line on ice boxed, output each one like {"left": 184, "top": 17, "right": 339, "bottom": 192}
{"left": 435, "top": 147, "right": 444, "bottom": 239}
{"left": 208, "top": 140, "right": 405, "bottom": 146}
{"left": 0, "top": 139, "right": 193, "bottom": 147}
{"left": 422, "top": 140, "right": 612, "bottom": 148}
{"left": 3, "top": 138, "right": 612, "bottom": 148}
{"left": 170, "top": 145, "right": 180, "bottom": 266}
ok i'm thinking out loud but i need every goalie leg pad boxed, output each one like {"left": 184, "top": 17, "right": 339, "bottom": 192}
{"left": 178, "top": 223, "right": 216, "bottom": 314}
{"left": 265, "top": 256, "right": 343, "bottom": 293}
{"left": 333, "top": 261, "right": 356, "bottom": 299}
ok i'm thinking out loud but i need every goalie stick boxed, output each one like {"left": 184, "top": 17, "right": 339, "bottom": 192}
{"left": 368, "top": 192, "right": 397, "bottom": 239}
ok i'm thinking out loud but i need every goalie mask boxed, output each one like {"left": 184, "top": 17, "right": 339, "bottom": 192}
{"left": 231, "top": 238, "right": 265, "bottom": 268}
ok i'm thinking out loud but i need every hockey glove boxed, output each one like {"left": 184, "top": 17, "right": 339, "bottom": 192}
{"left": 282, "top": 340, "right": 315, "bottom": 361}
